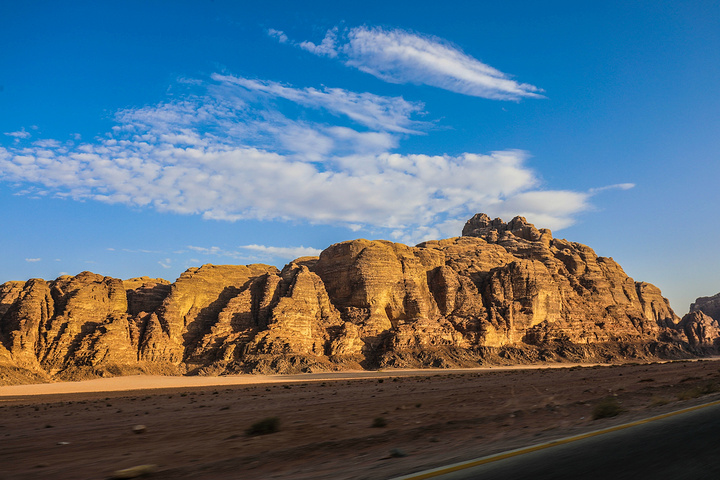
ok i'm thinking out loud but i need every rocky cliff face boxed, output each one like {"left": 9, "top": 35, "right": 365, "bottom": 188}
{"left": 0, "top": 214, "right": 711, "bottom": 383}
{"left": 677, "top": 292, "right": 720, "bottom": 350}
{"left": 690, "top": 292, "right": 720, "bottom": 322}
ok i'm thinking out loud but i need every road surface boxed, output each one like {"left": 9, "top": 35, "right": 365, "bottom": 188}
{"left": 395, "top": 401, "right": 720, "bottom": 480}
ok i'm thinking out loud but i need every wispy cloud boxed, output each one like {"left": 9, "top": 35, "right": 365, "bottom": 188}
{"left": 187, "top": 244, "right": 322, "bottom": 263}
{"left": 276, "top": 26, "right": 543, "bottom": 100}
{"left": 5, "top": 129, "right": 31, "bottom": 143}
{"left": 299, "top": 27, "right": 339, "bottom": 58}
{"left": 32, "top": 139, "right": 62, "bottom": 148}
{"left": 588, "top": 183, "right": 635, "bottom": 194}
{"left": 212, "top": 74, "right": 426, "bottom": 134}
{"left": 0, "top": 73, "right": 609, "bottom": 243}
{"left": 267, "top": 28, "right": 288, "bottom": 44}
{"left": 187, "top": 246, "right": 241, "bottom": 257}
{"left": 25, "top": 257, "right": 41, "bottom": 262}
{"left": 239, "top": 244, "right": 322, "bottom": 258}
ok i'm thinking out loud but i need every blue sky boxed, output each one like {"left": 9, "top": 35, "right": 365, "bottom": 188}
{"left": 1, "top": 1, "right": 718, "bottom": 314}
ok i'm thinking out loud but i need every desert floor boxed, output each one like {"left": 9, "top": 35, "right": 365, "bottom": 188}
{"left": 2, "top": 359, "right": 720, "bottom": 480}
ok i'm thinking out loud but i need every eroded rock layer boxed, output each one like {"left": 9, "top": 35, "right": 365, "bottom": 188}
{"left": 0, "top": 214, "right": 712, "bottom": 383}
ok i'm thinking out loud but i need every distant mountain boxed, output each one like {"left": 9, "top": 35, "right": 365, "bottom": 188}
{"left": 678, "top": 292, "right": 720, "bottom": 350}
{"left": 0, "top": 214, "right": 713, "bottom": 384}
{"left": 690, "top": 292, "right": 720, "bottom": 323}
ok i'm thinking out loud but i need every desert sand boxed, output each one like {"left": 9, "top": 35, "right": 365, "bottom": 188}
{"left": 2, "top": 360, "right": 720, "bottom": 479}
{"left": 0, "top": 364, "right": 606, "bottom": 397}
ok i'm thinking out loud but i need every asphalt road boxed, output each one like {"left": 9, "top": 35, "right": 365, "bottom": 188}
{"left": 395, "top": 401, "right": 720, "bottom": 480}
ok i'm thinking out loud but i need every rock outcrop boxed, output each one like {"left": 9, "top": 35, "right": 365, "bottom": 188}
{"left": 0, "top": 214, "right": 713, "bottom": 383}
{"left": 690, "top": 292, "right": 720, "bottom": 322}
{"left": 676, "top": 292, "right": 720, "bottom": 350}
{"left": 677, "top": 311, "right": 720, "bottom": 348}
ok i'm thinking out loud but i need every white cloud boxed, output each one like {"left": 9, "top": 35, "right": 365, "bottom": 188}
{"left": 589, "top": 183, "right": 635, "bottom": 194}
{"left": 158, "top": 258, "right": 172, "bottom": 269}
{"left": 0, "top": 73, "right": 613, "bottom": 243}
{"left": 267, "top": 28, "right": 288, "bottom": 44}
{"left": 5, "top": 129, "right": 31, "bottom": 142}
{"left": 299, "top": 28, "right": 338, "bottom": 58}
{"left": 25, "top": 257, "right": 41, "bottom": 262}
{"left": 33, "top": 139, "right": 62, "bottom": 148}
{"left": 283, "top": 26, "right": 542, "bottom": 100}
{"left": 212, "top": 74, "right": 426, "bottom": 134}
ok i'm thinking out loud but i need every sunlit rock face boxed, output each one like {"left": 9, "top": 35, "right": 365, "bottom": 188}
{"left": 0, "top": 214, "right": 709, "bottom": 382}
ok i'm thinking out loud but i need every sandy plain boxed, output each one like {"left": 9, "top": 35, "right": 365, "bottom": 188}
{"left": 2, "top": 359, "right": 720, "bottom": 479}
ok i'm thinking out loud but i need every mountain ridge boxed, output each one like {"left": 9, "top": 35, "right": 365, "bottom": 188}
{"left": 1, "top": 214, "right": 717, "bottom": 384}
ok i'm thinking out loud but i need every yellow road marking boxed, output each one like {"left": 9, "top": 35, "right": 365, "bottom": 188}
{"left": 393, "top": 399, "right": 720, "bottom": 480}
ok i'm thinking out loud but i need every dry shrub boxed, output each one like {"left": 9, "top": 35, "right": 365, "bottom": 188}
{"left": 678, "top": 382, "right": 719, "bottom": 401}
{"left": 371, "top": 417, "right": 388, "bottom": 428}
{"left": 649, "top": 396, "right": 670, "bottom": 407}
{"left": 246, "top": 417, "right": 280, "bottom": 436}
{"left": 592, "top": 397, "right": 624, "bottom": 420}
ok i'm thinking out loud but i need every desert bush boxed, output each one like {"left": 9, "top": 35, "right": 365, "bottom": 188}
{"left": 371, "top": 417, "right": 388, "bottom": 428}
{"left": 678, "top": 382, "right": 719, "bottom": 401}
{"left": 246, "top": 417, "right": 280, "bottom": 436}
{"left": 592, "top": 397, "right": 624, "bottom": 420}
{"left": 649, "top": 396, "right": 670, "bottom": 407}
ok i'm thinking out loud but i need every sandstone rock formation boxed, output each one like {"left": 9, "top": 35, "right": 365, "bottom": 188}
{"left": 677, "top": 311, "right": 720, "bottom": 348}
{"left": 676, "top": 291, "right": 720, "bottom": 350}
{"left": 690, "top": 292, "right": 720, "bottom": 322}
{"left": 0, "top": 214, "right": 713, "bottom": 383}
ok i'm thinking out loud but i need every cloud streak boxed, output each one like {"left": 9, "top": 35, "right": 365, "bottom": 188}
{"left": 276, "top": 26, "right": 543, "bottom": 100}
{"left": 212, "top": 74, "right": 426, "bottom": 134}
{"left": 588, "top": 183, "right": 636, "bottom": 194}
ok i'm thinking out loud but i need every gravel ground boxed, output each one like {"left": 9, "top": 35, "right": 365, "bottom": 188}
{"left": 2, "top": 359, "right": 720, "bottom": 479}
